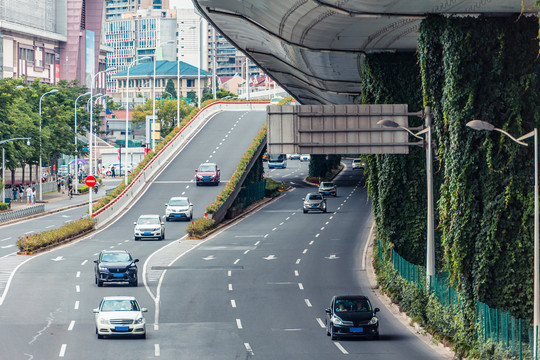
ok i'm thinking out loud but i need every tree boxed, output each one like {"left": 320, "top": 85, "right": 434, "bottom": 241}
{"left": 164, "top": 79, "right": 177, "bottom": 99}
{"left": 186, "top": 90, "right": 198, "bottom": 106}
{"left": 131, "top": 99, "right": 195, "bottom": 138}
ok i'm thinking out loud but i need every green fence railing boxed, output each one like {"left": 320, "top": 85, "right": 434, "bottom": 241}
{"left": 380, "top": 241, "right": 533, "bottom": 359}
{"left": 238, "top": 180, "right": 266, "bottom": 209}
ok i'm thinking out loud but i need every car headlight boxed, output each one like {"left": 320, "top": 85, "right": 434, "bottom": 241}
{"left": 134, "top": 316, "right": 144, "bottom": 324}
{"left": 368, "top": 316, "right": 378, "bottom": 325}
{"left": 332, "top": 316, "right": 344, "bottom": 325}
{"left": 99, "top": 266, "right": 108, "bottom": 271}
{"left": 99, "top": 317, "right": 109, "bottom": 325}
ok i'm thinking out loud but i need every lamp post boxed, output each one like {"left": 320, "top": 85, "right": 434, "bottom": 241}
{"left": 377, "top": 107, "right": 435, "bottom": 289}
{"left": 245, "top": 57, "right": 250, "bottom": 100}
{"left": 92, "top": 94, "right": 109, "bottom": 177}
{"left": 1, "top": 138, "right": 31, "bottom": 203}
{"left": 39, "top": 89, "right": 59, "bottom": 201}
{"left": 152, "top": 40, "right": 175, "bottom": 152}
{"left": 126, "top": 56, "right": 151, "bottom": 185}
{"left": 177, "top": 26, "right": 196, "bottom": 128}
{"left": 89, "top": 68, "right": 115, "bottom": 216}
{"left": 197, "top": 16, "right": 202, "bottom": 108}
{"left": 466, "top": 119, "right": 538, "bottom": 357}
{"left": 74, "top": 92, "right": 91, "bottom": 193}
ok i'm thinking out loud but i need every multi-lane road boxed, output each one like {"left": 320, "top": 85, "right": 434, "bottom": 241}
{"left": 0, "top": 110, "right": 451, "bottom": 359}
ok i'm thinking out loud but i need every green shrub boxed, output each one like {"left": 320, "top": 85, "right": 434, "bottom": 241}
{"left": 0, "top": 203, "right": 8, "bottom": 210}
{"left": 265, "top": 178, "right": 287, "bottom": 198}
{"left": 186, "top": 217, "right": 215, "bottom": 238}
{"left": 16, "top": 217, "right": 96, "bottom": 252}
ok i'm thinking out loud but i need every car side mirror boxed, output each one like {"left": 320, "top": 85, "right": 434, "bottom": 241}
{"left": 93, "top": 260, "right": 98, "bottom": 264}
{"left": 195, "top": 169, "right": 198, "bottom": 172}
{"left": 134, "top": 259, "right": 139, "bottom": 263}
{"left": 374, "top": 308, "right": 380, "bottom": 313}
{"left": 93, "top": 309, "right": 99, "bottom": 314}
{"left": 141, "top": 308, "right": 148, "bottom": 312}
{"left": 325, "top": 308, "right": 331, "bottom": 314}
{"left": 133, "top": 222, "right": 137, "bottom": 225}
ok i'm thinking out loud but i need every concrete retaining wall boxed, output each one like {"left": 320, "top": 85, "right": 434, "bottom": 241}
{"left": 93, "top": 101, "right": 268, "bottom": 228}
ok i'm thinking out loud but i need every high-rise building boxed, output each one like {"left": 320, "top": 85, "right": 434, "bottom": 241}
{"left": 0, "top": 0, "right": 106, "bottom": 90}
{"left": 105, "top": 6, "right": 177, "bottom": 92}
{"left": 176, "top": 8, "right": 208, "bottom": 71}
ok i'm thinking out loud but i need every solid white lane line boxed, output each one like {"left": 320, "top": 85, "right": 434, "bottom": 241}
{"left": 236, "top": 319, "right": 243, "bottom": 329}
{"left": 74, "top": 301, "right": 79, "bottom": 310}
{"left": 334, "top": 342, "right": 349, "bottom": 354}
{"left": 294, "top": 270, "right": 299, "bottom": 277}
{"left": 233, "top": 259, "right": 240, "bottom": 264}
{"left": 81, "top": 260, "right": 88, "bottom": 266}
{"left": 298, "top": 283, "right": 304, "bottom": 290}
{"left": 305, "top": 299, "right": 312, "bottom": 307}
{"left": 231, "top": 299, "right": 237, "bottom": 308}
{"left": 46, "top": 225, "right": 54, "bottom": 229}
{"left": 316, "top": 318, "right": 326, "bottom": 328}
{"left": 68, "top": 321, "right": 75, "bottom": 331}
{"left": 76, "top": 272, "right": 80, "bottom": 278}
{"left": 228, "top": 284, "right": 233, "bottom": 291}
{"left": 244, "top": 343, "right": 254, "bottom": 355}
{"left": 59, "top": 344, "right": 67, "bottom": 357}
{"left": 362, "top": 222, "right": 376, "bottom": 271}
{"left": 296, "top": 259, "right": 301, "bottom": 264}
{"left": 302, "top": 249, "right": 308, "bottom": 254}
{"left": 155, "top": 344, "right": 160, "bottom": 357}
{"left": 75, "top": 285, "right": 80, "bottom": 293}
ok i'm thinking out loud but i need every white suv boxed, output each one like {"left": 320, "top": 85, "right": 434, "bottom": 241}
{"left": 165, "top": 197, "right": 193, "bottom": 221}
{"left": 134, "top": 214, "right": 165, "bottom": 240}
{"left": 352, "top": 159, "right": 365, "bottom": 170}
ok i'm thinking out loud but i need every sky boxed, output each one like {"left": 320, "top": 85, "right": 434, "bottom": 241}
{"left": 170, "top": 0, "right": 194, "bottom": 9}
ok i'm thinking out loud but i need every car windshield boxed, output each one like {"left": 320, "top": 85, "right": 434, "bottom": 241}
{"left": 198, "top": 165, "right": 216, "bottom": 172}
{"left": 335, "top": 299, "right": 371, "bottom": 312}
{"left": 101, "top": 253, "right": 131, "bottom": 263}
{"left": 137, "top": 217, "right": 159, "bottom": 225}
{"left": 169, "top": 199, "right": 189, "bottom": 206}
{"left": 307, "top": 194, "right": 323, "bottom": 201}
{"left": 353, "top": 159, "right": 360, "bottom": 163}
{"left": 320, "top": 182, "right": 333, "bottom": 187}
{"left": 101, "top": 300, "right": 140, "bottom": 312}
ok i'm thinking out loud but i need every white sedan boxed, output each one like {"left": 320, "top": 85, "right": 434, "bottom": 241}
{"left": 93, "top": 296, "right": 147, "bottom": 339}
{"left": 134, "top": 214, "right": 165, "bottom": 240}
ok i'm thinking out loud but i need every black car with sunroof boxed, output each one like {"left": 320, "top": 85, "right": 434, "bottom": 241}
{"left": 325, "top": 295, "right": 380, "bottom": 340}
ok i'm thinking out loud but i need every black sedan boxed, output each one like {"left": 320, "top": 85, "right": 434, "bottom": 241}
{"left": 94, "top": 250, "right": 139, "bottom": 287}
{"left": 325, "top": 295, "right": 380, "bottom": 340}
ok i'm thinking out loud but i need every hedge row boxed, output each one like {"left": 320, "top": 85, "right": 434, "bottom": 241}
{"left": 205, "top": 125, "right": 267, "bottom": 214}
{"left": 16, "top": 217, "right": 96, "bottom": 252}
{"left": 186, "top": 217, "right": 215, "bottom": 238}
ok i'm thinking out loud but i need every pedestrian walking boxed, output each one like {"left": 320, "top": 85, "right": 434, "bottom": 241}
{"left": 18, "top": 186, "right": 24, "bottom": 202}
{"left": 12, "top": 187, "right": 17, "bottom": 202}
{"left": 31, "top": 187, "right": 36, "bottom": 204}
{"left": 111, "top": 166, "right": 116, "bottom": 178}
{"left": 60, "top": 178, "right": 65, "bottom": 194}
{"left": 25, "top": 186, "right": 32, "bottom": 204}
{"left": 57, "top": 178, "right": 61, "bottom": 193}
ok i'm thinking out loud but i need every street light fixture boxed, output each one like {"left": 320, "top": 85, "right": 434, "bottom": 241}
{"left": 89, "top": 68, "right": 116, "bottom": 216}
{"left": 466, "top": 119, "right": 538, "bottom": 357}
{"left": 1, "top": 138, "right": 31, "bottom": 203}
{"left": 377, "top": 107, "right": 435, "bottom": 290}
{"left": 152, "top": 40, "right": 175, "bottom": 152}
{"left": 74, "top": 92, "right": 91, "bottom": 193}
{"left": 125, "top": 56, "right": 151, "bottom": 185}
{"left": 39, "top": 89, "right": 59, "bottom": 201}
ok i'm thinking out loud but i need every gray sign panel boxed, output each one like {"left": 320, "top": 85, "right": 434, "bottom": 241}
{"left": 267, "top": 104, "right": 414, "bottom": 155}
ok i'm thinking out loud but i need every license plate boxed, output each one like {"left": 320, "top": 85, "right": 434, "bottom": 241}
{"left": 143, "top": 232, "right": 151, "bottom": 235}
{"left": 115, "top": 326, "right": 129, "bottom": 332}
{"left": 312, "top": 206, "right": 318, "bottom": 209}
{"left": 113, "top": 273, "right": 124, "bottom": 278}
{"left": 324, "top": 192, "right": 330, "bottom": 194}
{"left": 350, "top": 327, "right": 363, "bottom": 333}
{"left": 174, "top": 214, "right": 183, "bottom": 217}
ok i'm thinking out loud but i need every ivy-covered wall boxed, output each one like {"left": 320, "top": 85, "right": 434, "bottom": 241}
{"left": 419, "top": 15, "right": 540, "bottom": 320}
{"left": 361, "top": 53, "right": 429, "bottom": 265}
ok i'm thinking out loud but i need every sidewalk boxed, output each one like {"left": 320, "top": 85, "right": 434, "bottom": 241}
{"left": 8, "top": 178, "right": 122, "bottom": 214}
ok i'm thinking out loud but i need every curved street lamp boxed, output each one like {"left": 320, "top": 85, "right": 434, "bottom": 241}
{"left": 467, "top": 119, "right": 538, "bottom": 357}
{"left": 152, "top": 40, "right": 175, "bottom": 152}
{"left": 377, "top": 107, "right": 435, "bottom": 290}
{"left": 39, "top": 89, "right": 59, "bottom": 201}
{"left": 74, "top": 92, "right": 91, "bottom": 193}
{"left": 177, "top": 26, "right": 196, "bottom": 128}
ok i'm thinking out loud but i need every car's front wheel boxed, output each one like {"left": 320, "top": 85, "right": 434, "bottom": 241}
{"left": 131, "top": 276, "right": 138, "bottom": 287}
{"left": 97, "top": 278, "right": 103, "bottom": 287}
{"left": 134, "top": 236, "right": 139, "bottom": 241}
{"left": 96, "top": 328, "right": 104, "bottom": 339}
{"left": 303, "top": 209, "right": 308, "bottom": 214}
{"left": 330, "top": 325, "right": 337, "bottom": 340}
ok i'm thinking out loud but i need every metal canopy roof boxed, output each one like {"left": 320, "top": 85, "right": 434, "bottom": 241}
{"left": 193, "top": 0, "right": 537, "bottom": 105}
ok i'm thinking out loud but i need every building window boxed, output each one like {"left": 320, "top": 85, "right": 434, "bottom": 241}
{"left": 45, "top": 53, "right": 55, "bottom": 65}
{"left": 19, "top": 48, "right": 34, "bottom": 62}
{"left": 187, "top": 79, "right": 194, "bottom": 87}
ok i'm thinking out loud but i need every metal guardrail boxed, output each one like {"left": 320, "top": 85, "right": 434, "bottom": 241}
{"left": 0, "top": 204, "right": 45, "bottom": 223}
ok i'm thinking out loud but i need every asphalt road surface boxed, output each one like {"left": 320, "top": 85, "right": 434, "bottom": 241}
{"left": 0, "top": 110, "right": 449, "bottom": 359}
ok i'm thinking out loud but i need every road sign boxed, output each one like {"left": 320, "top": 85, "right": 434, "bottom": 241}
{"left": 85, "top": 175, "right": 97, "bottom": 187}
